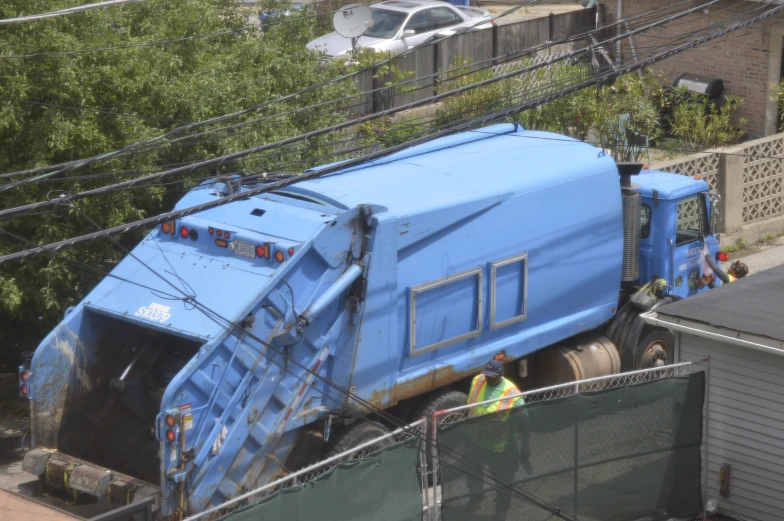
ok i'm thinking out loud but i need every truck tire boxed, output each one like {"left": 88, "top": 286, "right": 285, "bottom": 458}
{"left": 633, "top": 328, "right": 675, "bottom": 370}
{"left": 325, "top": 421, "right": 392, "bottom": 461}
{"left": 414, "top": 389, "right": 468, "bottom": 486}
{"left": 414, "top": 389, "right": 468, "bottom": 424}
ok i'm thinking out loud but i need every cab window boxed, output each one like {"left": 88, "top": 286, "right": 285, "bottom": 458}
{"left": 676, "top": 195, "right": 708, "bottom": 246}
{"left": 640, "top": 204, "right": 651, "bottom": 239}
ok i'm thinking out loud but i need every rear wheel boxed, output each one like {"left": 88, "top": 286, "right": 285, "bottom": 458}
{"left": 325, "top": 420, "right": 392, "bottom": 461}
{"left": 414, "top": 389, "right": 468, "bottom": 485}
{"left": 633, "top": 328, "right": 675, "bottom": 370}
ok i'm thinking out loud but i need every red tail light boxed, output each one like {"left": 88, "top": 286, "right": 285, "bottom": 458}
{"left": 217, "top": 230, "right": 223, "bottom": 237}
{"left": 224, "top": 232, "right": 230, "bottom": 240}
{"left": 255, "top": 245, "right": 265, "bottom": 258}
{"left": 288, "top": 247, "right": 295, "bottom": 256}
{"left": 716, "top": 252, "right": 730, "bottom": 262}
{"left": 180, "top": 227, "right": 189, "bottom": 239}
{"left": 20, "top": 384, "right": 27, "bottom": 397}
{"left": 208, "top": 227, "right": 215, "bottom": 235}
{"left": 166, "top": 429, "right": 176, "bottom": 442}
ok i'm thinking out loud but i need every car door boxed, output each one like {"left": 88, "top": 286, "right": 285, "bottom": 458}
{"left": 400, "top": 9, "right": 432, "bottom": 50}
{"left": 429, "top": 6, "right": 466, "bottom": 33}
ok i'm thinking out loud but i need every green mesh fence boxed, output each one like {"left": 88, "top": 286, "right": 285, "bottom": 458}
{"left": 438, "top": 372, "right": 705, "bottom": 521}
{"left": 219, "top": 439, "right": 423, "bottom": 521}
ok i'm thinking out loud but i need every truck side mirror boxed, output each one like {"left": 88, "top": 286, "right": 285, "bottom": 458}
{"left": 707, "top": 192, "right": 721, "bottom": 238}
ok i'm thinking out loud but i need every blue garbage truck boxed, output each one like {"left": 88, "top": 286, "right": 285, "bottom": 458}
{"left": 19, "top": 124, "right": 721, "bottom": 518}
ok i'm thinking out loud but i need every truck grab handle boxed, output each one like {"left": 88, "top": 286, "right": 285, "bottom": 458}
{"left": 298, "top": 254, "right": 370, "bottom": 327}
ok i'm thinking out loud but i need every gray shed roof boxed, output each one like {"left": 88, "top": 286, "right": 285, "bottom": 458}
{"left": 653, "top": 265, "right": 784, "bottom": 344}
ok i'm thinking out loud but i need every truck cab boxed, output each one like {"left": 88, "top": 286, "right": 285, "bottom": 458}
{"left": 634, "top": 170, "right": 720, "bottom": 299}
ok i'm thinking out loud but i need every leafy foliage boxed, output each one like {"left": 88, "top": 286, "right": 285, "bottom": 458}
{"left": 667, "top": 88, "right": 746, "bottom": 149}
{"left": 0, "top": 0, "right": 355, "bottom": 362}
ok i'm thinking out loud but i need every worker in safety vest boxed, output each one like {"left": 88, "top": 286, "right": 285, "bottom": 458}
{"left": 701, "top": 255, "right": 749, "bottom": 287}
{"left": 464, "top": 359, "right": 530, "bottom": 515}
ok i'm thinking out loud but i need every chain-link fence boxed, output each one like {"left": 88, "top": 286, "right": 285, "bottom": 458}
{"left": 183, "top": 420, "right": 427, "bottom": 521}
{"left": 182, "top": 362, "right": 707, "bottom": 521}
{"left": 433, "top": 362, "right": 707, "bottom": 521}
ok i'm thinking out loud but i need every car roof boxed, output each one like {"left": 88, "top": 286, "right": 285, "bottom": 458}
{"left": 372, "top": 0, "right": 456, "bottom": 12}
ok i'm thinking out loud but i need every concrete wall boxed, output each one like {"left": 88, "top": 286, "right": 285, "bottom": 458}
{"left": 601, "top": 0, "right": 784, "bottom": 138}
{"left": 653, "top": 132, "right": 784, "bottom": 247}
{"left": 678, "top": 333, "right": 784, "bottom": 521}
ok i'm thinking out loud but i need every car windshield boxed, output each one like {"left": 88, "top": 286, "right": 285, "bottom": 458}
{"left": 365, "top": 8, "right": 407, "bottom": 39}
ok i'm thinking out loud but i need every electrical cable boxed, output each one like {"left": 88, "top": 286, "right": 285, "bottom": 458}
{"left": 0, "top": 0, "right": 376, "bottom": 59}
{"left": 0, "top": 0, "right": 712, "bottom": 188}
{"left": 0, "top": 0, "right": 697, "bottom": 185}
{"left": 0, "top": 0, "right": 547, "bottom": 185}
{"left": 55, "top": 199, "right": 580, "bottom": 521}
{"left": 0, "top": 0, "right": 143, "bottom": 25}
{"left": 1, "top": 0, "right": 782, "bottom": 264}
{"left": 0, "top": 0, "right": 729, "bottom": 204}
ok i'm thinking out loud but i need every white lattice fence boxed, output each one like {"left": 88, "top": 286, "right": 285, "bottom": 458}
{"left": 741, "top": 135, "right": 784, "bottom": 223}
{"left": 656, "top": 153, "right": 719, "bottom": 191}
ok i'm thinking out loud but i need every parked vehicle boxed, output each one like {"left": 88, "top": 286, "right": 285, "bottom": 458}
{"left": 19, "top": 124, "right": 721, "bottom": 518}
{"left": 306, "top": 0, "right": 492, "bottom": 58}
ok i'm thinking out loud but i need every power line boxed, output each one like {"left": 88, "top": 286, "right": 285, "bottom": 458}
{"left": 0, "top": 95, "right": 183, "bottom": 123}
{"left": 1, "top": 0, "right": 781, "bottom": 264}
{"left": 0, "top": 2, "right": 375, "bottom": 59}
{"left": 58, "top": 196, "right": 578, "bottom": 521}
{"left": 0, "top": 0, "right": 546, "bottom": 185}
{"left": 0, "top": 0, "right": 729, "bottom": 204}
{"left": 0, "top": 0, "right": 144, "bottom": 25}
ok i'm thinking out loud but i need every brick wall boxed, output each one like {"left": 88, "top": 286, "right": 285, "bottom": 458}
{"left": 601, "top": 0, "right": 784, "bottom": 138}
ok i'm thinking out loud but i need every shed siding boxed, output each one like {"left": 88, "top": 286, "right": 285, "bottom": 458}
{"left": 679, "top": 333, "right": 784, "bottom": 521}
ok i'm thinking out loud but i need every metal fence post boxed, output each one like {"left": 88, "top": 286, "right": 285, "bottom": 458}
{"left": 431, "top": 410, "right": 440, "bottom": 521}
{"left": 420, "top": 416, "right": 431, "bottom": 521}
{"left": 573, "top": 385, "right": 580, "bottom": 517}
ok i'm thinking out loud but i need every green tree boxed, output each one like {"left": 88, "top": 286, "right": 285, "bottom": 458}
{"left": 0, "top": 0, "right": 355, "bottom": 363}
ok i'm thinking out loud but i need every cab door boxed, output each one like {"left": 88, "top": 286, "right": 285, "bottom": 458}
{"left": 669, "top": 194, "right": 716, "bottom": 298}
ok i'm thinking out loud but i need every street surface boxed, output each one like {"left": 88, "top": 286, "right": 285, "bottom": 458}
{"left": 734, "top": 236, "right": 784, "bottom": 275}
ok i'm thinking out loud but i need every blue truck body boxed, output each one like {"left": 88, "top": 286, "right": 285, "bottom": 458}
{"left": 22, "top": 124, "right": 719, "bottom": 517}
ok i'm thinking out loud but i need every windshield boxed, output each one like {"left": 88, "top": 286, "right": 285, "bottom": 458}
{"left": 365, "top": 8, "right": 407, "bottom": 38}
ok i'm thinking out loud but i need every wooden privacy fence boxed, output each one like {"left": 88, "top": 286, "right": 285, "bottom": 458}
{"left": 350, "top": 7, "right": 596, "bottom": 116}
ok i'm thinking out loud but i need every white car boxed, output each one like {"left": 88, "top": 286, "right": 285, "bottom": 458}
{"left": 306, "top": 0, "right": 492, "bottom": 59}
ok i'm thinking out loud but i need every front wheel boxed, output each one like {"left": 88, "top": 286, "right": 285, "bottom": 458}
{"left": 634, "top": 328, "right": 675, "bottom": 369}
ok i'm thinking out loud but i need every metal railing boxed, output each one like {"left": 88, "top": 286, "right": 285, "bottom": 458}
{"left": 183, "top": 419, "right": 427, "bottom": 521}
{"left": 429, "top": 361, "right": 708, "bottom": 521}
{"left": 182, "top": 361, "right": 708, "bottom": 521}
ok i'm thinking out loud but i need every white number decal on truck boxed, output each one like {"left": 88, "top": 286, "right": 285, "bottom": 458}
{"left": 135, "top": 302, "right": 172, "bottom": 323}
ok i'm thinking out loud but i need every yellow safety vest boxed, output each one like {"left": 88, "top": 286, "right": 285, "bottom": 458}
{"left": 466, "top": 375, "right": 524, "bottom": 452}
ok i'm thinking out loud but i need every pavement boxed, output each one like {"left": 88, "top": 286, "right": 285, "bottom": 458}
{"left": 732, "top": 236, "right": 784, "bottom": 275}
